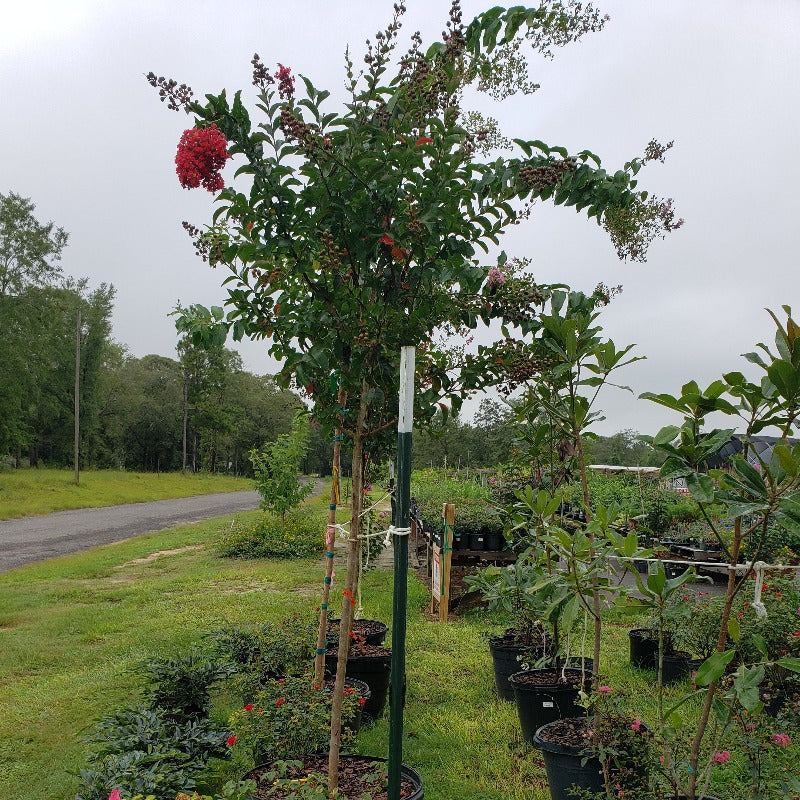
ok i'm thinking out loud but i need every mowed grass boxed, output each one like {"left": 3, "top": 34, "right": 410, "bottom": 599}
{"left": 0, "top": 508, "right": 742, "bottom": 800}
{"left": 0, "top": 468, "right": 254, "bottom": 519}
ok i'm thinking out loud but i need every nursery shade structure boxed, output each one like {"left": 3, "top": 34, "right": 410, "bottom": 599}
{"left": 388, "top": 345, "right": 414, "bottom": 800}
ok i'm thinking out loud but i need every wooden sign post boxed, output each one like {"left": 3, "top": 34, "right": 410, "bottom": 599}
{"left": 430, "top": 503, "right": 455, "bottom": 621}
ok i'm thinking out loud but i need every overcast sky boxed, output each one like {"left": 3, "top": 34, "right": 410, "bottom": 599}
{"left": 3, "top": 1, "right": 798, "bottom": 436}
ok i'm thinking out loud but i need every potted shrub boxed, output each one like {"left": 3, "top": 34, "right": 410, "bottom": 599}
{"left": 635, "top": 311, "right": 800, "bottom": 798}
{"left": 228, "top": 677, "right": 363, "bottom": 765}
{"left": 534, "top": 686, "right": 652, "bottom": 800}
{"left": 326, "top": 618, "right": 388, "bottom": 647}
{"left": 466, "top": 555, "right": 555, "bottom": 700}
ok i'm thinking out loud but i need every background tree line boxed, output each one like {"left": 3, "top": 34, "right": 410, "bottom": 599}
{"left": 0, "top": 191, "right": 302, "bottom": 474}
{"left": 412, "top": 399, "right": 663, "bottom": 471}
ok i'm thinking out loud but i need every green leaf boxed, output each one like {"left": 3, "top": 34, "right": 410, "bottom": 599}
{"left": 776, "top": 657, "right": 800, "bottom": 673}
{"left": 693, "top": 650, "right": 736, "bottom": 687}
{"left": 726, "top": 616, "right": 740, "bottom": 644}
{"left": 751, "top": 634, "right": 768, "bottom": 659}
{"left": 775, "top": 444, "right": 799, "bottom": 477}
{"left": 653, "top": 425, "right": 681, "bottom": 447}
{"left": 686, "top": 472, "right": 715, "bottom": 504}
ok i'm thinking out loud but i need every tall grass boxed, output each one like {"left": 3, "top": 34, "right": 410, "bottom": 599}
{"left": 0, "top": 468, "right": 253, "bottom": 519}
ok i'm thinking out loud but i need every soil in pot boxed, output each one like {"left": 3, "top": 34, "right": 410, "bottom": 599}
{"left": 325, "top": 644, "right": 391, "bottom": 718}
{"left": 327, "top": 618, "right": 388, "bottom": 646}
{"left": 510, "top": 668, "right": 592, "bottom": 743}
{"left": 533, "top": 717, "right": 603, "bottom": 800}
{"left": 243, "top": 754, "right": 423, "bottom": 800}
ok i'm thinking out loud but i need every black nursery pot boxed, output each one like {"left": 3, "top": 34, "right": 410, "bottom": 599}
{"left": 323, "top": 677, "right": 372, "bottom": 734}
{"left": 533, "top": 719, "right": 603, "bottom": 800}
{"left": 468, "top": 531, "right": 485, "bottom": 550}
{"left": 488, "top": 636, "right": 526, "bottom": 701}
{"left": 485, "top": 532, "right": 504, "bottom": 551}
{"left": 660, "top": 650, "right": 693, "bottom": 684}
{"left": 509, "top": 669, "right": 591, "bottom": 744}
{"left": 453, "top": 533, "right": 469, "bottom": 550}
{"left": 244, "top": 755, "right": 423, "bottom": 800}
{"left": 325, "top": 648, "right": 391, "bottom": 718}
{"left": 629, "top": 628, "right": 659, "bottom": 669}
{"left": 664, "top": 562, "right": 690, "bottom": 580}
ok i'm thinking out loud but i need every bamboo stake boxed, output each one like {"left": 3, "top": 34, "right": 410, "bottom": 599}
{"left": 314, "top": 388, "right": 346, "bottom": 686}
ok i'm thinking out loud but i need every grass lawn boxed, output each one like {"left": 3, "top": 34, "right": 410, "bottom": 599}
{"left": 0, "top": 507, "right": 772, "bottom": 800}
{"left": 0, "top": 468, "right": 254, "bottom": 519}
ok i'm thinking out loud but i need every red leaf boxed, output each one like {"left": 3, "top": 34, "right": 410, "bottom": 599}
{"left": 380, "top": 233, "right": 394, "bottom": 246}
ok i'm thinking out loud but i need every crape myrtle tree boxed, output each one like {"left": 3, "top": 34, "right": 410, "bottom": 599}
{"left": 149, "top": 2, "right": 679, "bottom": 788}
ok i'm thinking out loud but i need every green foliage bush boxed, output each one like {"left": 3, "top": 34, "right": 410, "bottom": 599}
{"left": 141, "top": 648, "right": 232, "bottom": 721}
{"left": 217, "top": 509, "right": 323, "bottom": 559}
{"left": 207, "top": 615, "right": 316, "bottom": 691}
{"left": 75, "top": 705, "right": 230, "bottom": 800}
{"left": 562, "top": 472, "right": 698, "bottom": 533}
{"left": 228, "top": 677, "right": 360, "bottom": 763}
{"left": 411, "top": 469, "right": 501, "bottom": 535}
{"left": 249, "top": 412, "right": 312, "bottom": 520}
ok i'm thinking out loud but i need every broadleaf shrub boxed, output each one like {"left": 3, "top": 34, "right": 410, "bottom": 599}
{"left": 218, "top": 509, "right": 323, "bottom": 559}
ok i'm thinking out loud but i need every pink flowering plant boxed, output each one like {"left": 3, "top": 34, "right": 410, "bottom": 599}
{"left": 576, "top": 685, "right": 653, "bottom": 799}
{"left": 720, "top": 691, "right": 800, "bottom": 800}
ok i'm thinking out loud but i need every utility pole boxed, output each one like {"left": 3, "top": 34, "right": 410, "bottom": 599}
{"left": 74, "top": 304, "right": 81, "bottom": 485}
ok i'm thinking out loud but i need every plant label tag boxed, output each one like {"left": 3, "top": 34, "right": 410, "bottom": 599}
{"left": 542, "top": 701, "right": 554, "bottom": 708}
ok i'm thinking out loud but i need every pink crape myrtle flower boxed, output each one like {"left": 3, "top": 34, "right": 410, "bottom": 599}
{"left": 630, "top": 719, "right": 642, "bottom": 733}
{"left": 108, "top": 792, "right": 122, "bottom": 800}
{"left": 711, "top": 751, "right": 730, "bottom": 764}
{"left": 598, "top": 685, "right": 613, "bottom": 693}
{"left": 771, "top": 733, "right": 791, "bottom": 747}
{"left": 175, "top": 123, "right": 229, "bottom": 193}
{"left": 485, "top": 267, "right": 507, "bottom": 291}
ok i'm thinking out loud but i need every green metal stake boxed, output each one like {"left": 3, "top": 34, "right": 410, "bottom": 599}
{"left": 388, "top": 345, "right": 414, "bottom": 800}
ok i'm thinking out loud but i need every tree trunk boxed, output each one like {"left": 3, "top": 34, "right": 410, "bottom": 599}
{"left": 327, "top": 390, "right": 368, "bottom": 795}
{"left": 576, "top": 433, "right": 601, "bottom": 677}
{"left": 315, "top": 388, "right": 347, "bottom": 685}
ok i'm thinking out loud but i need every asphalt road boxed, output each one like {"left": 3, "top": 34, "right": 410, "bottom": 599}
{"left": 0, "top": 490, "right": 261, "bottom": 573}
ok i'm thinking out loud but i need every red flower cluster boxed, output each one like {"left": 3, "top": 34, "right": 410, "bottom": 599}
{"left": 275, "top": 63, "right": 295, "bottom": 100}
{"left": 275, "top": 697, "right": 286, "bottom": 707}
{"left": 175, "top": 123, "right": 229, "bottom": 193}
{"left": 226, "top": 734, "right": 237, "bottom": 747}
{"left": 244, "top": 703, "right": 255, "bottom": 711}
